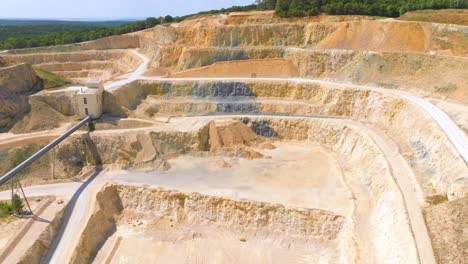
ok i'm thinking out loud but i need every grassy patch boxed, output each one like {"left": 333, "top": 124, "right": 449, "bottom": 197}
{"left": 434, "top": 83, "right": 458, "bottom": 94}
{"left": 0, "top": 201, "right": 12, "bottom": 219}
{"left": 33, "top": 66, "right": 73, "bottom": 89}
{"left": 426, "top": 195, "right": 448, "bottom": 205}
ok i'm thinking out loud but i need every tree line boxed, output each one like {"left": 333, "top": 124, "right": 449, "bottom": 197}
{"left": 257, "top": 0, "right": 467, "bottom": 17}
{"left": 0, "top": 16, "right": 176, "bottom": 50}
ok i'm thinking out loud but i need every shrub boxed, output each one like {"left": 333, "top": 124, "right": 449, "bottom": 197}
{"left": 0, "top": 201, "right": 12, "bottom": 218}
{"left": 11, "top": 194, "right": 24, "bottom": 214}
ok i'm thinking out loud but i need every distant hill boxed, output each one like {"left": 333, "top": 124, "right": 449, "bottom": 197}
{"left": 0, "top": 20, "right": 133, "bottom": 42}
{"left": 0, "top": 19, "right": 132, "bottom": 27}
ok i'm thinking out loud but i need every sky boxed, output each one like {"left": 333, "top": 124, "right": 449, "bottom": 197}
{"left": 0, "top": 0, "right": 256, "bottom": 20}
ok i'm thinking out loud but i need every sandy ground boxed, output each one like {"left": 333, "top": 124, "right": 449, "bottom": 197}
{"left": 96, "top": 221, "right": 342, "bottom": 264}
{"left": 109, "top": 141, "right": 352, "bottom": 216}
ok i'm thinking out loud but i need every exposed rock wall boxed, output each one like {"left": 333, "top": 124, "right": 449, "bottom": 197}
{"left": 176, "top": 47, "right": 284, "bottom": 70}
{"left": 103, "top": 80, "right": 467, "bottom": 198}
{"left": 170, "top": 58, "right": 299, "bottom": 78}
{"left": 8, "top": 90, "right": 76, "bottom": 133}
{"left": 0, "top": 64, "right": 42, "bottom": 131}
{"left": 244, "top": 116, "right": 419, "bottom": 264}
{"left": 69, "top": 185, "right": 123, "bottom": 264}
{"left": 71, "top": 184, "right": 349, "bottom": 263}
{"left": 2, "top": 50, "right": 142, "bottom": 82}
{"left": 0, "top": 126, "right": 208, "bottom": 187}
{"left": 170, "top": 47, "right": 467, "bottom": 102}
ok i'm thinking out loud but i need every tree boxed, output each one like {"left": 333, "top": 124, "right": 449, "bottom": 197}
{"left": 163, "top": 15, "right": 174, "bottom": 23}
{"left": 256, "top": 0, "right": 277, "bottom": 10}
{"left": 145, "top": 17, "right": 160, "bottom": 28}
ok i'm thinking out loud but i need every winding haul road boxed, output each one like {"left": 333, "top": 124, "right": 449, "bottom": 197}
{"left": 2, "top": 49, "right": 467, "bottom": 264}
{"left": 103, "top": 49, "right": 150, "bottom": 90}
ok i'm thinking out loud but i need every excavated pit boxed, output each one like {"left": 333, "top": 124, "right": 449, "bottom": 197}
{"left": 0, "top": 10, "right": 466, "bottom": 264}
{"left": 2, "top": 116, "right": 425, "bottom": 264}
{"left": 74, "top": 184, "right": 351, "bottom": 264}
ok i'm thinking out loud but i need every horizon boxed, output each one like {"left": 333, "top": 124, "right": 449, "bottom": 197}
{"left": 0, "top": 17, "right": 140, "bottom": 22}
{"left": 0, "top": 0, "right": 255, "bottom": 20}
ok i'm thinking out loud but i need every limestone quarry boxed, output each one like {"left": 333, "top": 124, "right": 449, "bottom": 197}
{"left": 0, "top": 10, "right": 467, "bottom": 264}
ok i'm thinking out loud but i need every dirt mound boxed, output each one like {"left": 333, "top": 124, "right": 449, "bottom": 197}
{"left": 316, "top": 20, "right": 431, "bottom": 53}
{"left": 207, "top": 119, "right": 260, "bottom": 151}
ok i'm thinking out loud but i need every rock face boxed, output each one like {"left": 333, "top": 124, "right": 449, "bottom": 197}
{"left": 0, "top": 64, "right": 42, "bottom": 131}
{"left": 70, "top": 184, "right": 348, "bottom": 264}
{"left": 103, "top": 79, "right": 466, "bottom": 199}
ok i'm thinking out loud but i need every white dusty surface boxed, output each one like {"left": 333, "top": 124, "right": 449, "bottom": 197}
{"left": 100, "top": 225, "right": 341, "bottom": 264}
{"left": 111, "top": 141, "right": 353, "bottom": 216}
{"left": 104, "top": 49, "right": 149, "bottom": 90}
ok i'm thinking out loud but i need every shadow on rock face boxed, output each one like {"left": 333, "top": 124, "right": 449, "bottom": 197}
{"left": 241, "top": 118, "right": 279, "bottom": 138}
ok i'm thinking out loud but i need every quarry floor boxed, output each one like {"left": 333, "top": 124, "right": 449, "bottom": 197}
{"left": 95, "top": 142, "right": 352, "bottom": 264}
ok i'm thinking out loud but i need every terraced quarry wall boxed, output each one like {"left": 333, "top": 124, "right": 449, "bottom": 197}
{"left": 173, "top": 47, "right": 467, "bottom": 101}
{"left": 72, "top": 184, "right": 351, "bottom": 264}
{"left": 1, "top": 13, "right": 466, "bottom": 101}
{"left": 103, "top": 79, "right": 466, "bottom": 199}
{"left": 137, "top": 18, "right": 467, "bottom": 102}
{"left": 2, "top": 50, "right": 142, "bottom": 82}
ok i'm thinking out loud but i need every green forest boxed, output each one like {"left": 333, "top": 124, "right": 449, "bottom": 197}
{"left": 0, "top": 20, "right": 127, "bottom": 40}
{"left": 257, "top": 0, "right": 467, "bottom": 17}
{"left": 0, "top": 17, "right": 172, "bottom": 49}
{"left": 0, "top": 1, "right": 466, "bottom": 50}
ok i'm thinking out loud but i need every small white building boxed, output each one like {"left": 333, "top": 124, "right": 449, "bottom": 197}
{"left": 76, "top": 79, "right": 103, "bottom": 119}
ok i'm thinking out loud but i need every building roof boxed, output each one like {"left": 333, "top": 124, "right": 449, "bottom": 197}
{"left": 77, "top": 86, "right": 102, "bottom": 95}
{"left": 86, "top": 78, "right": 102, "bottom": 89}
